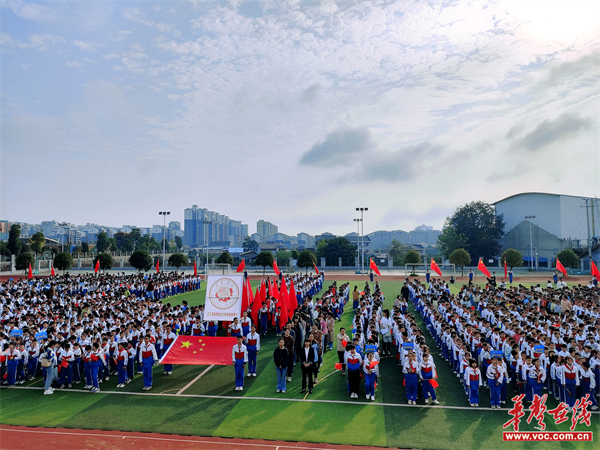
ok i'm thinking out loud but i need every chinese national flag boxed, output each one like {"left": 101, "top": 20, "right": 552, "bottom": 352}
{"left": 556, "top": 258, "right": 568, "bottom": 277}
{"left": 591, "top": 261, "right": 600, "bottom": 279}
{"left": 51, "top": 266, "right": 55, "bottom": 276}
{"left": 369, "top": 258, "right": 381, "bottom": 276}
{"left": 313, "top": 262, "right": 319, "bottom": 275}
{"left": 504, "top": 260, "right": 508, "bottom": 279}
{"left": 288, "top": 279, "right": 298, "bottom": 313}
{"left": 160, "top": 336, "right": 238, "bottom": 365}
{"left": 94, "top": 259, "right": 100, "bottom": 273}
{"left": 430, "top": 258, "right": 443, "bottom": 277}
{"left": 193, "top": 259, "right": 197, "bottom": 276}
{"left": 27, "top": 263, "right": 33, "bottom": 279}
{"left": 279, "top": 280, "right": 289, "bottom": 326}
{"left": 156, "top": 259, "right": 160, "bottom": 274}
{"left": 273, "top": 260, "right": 281, "bottom": 275}
{"left": 236, "top": 259, "right": 245, "bottom": 273}
{"left": 477, "top": 258, "right": 491, "bottom": 278}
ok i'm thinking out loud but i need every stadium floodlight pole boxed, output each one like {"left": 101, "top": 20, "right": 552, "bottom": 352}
{"left": 525, "top": 215, "right": 535, "bottom": 270}
{"left": 159, "top": 212, "right": 170, "bottom": 272}
{"left": 356, "top": 208, "right": 368, "bottom": 272}
{"left": 353, "top": 218, "right": 362, "bottom": 271}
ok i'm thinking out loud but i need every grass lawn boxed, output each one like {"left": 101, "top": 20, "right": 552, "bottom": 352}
{"left": 1, "top": 279, "right": 597, "bottom": 449}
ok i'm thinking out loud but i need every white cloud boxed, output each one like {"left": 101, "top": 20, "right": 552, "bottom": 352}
{"left": 18, "top": 34, "right": 65, "bottom": 52}
{"left": 3, "top": 0, "right": 62, "bottom": 22}
{"left": 73, "top": 40, "right": 105, "bottom": 52}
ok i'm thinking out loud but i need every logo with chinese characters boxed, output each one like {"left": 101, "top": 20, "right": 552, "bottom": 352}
{"left": 209, "top": 278, "right": 239, "bottom": 310}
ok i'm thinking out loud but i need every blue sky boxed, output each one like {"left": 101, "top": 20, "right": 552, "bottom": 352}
{"left": 2, "top": 0, "right": 599, "bottom": 236}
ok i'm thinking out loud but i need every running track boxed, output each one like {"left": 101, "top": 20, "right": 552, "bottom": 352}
{"left": 0, "top": 425, "right": 392, "bottom": 450}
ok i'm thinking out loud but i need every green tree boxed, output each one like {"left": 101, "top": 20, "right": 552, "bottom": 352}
{"left": 93, "top": 252, "right": 115, "bottom": 271}
{"left": 243, "top": 237, "right": 259, "bottom": 252}
{"left": 53, "top": 252, "right": 73, "bottom": 274}
{"left": 16, "top": 252, "right": 35, "bottom": 271}
{"left": 30, "top": 231, "right": 45, "bottom": 256}
{"left": 275, "top": 250, "right": 292, "bottom": 266}
{"left": 108, "top": 238, "right": 118, "bottom": 252}
{"left": 81, "top": 242, "right": 90, "bottom": 252}
{"left": 501, "top": 248, "right": 523, "bottom": 270}
{"left": 96, "top": 231, "right": 109, "bottom": 252}
{"left": 291, "top": 249, "right": 299, "bottom": 259}
{"left": 296, "top": 250, "right": 317, "bottom": 273}
{"left": 113, "top": 232, "right": 129, "bottom": 249}
{"left": 0, "top": 241, "right": 10, "bottom": 257}
{"left": 449, "top": 248, "right": 471, "bottom": 276}
{"left": 389, "top": 239, "right": 407, "bottom": 266}
{"left": 439, "top": 201, "right": 504, "bottom": 264}
{"left": 555, "top": 249, "right": 579, "bottom": 270}
{"left": 129, "top": 250, "right": 153, "bottom": 272}
{"left": 129, "top": 228, "right": 141, "bottom": 248}
{"left": 121, "top": 238, "right": 134, "bottom": 252}
{"left": 316, "top": 237, "right": 356, "bottom": 266}
{"left": 174, "top": 236, "right": 183, "bottom": 250}
{"left": 7, "top": 224, "right": 22, "bottom": 255}
{"left": 437, "top": 222, "right": 469, "bottom": 260}
{"left": 168, "top": 253, "right": 188, "bottom": 270}
{"left": 403, "top": 250, "right": 421, "bottom": 274}
{"left": 315, "top": 240, "right": 328, "bottom": 260}
{"left": 255, "top": 251, "right": 274, "bottom": 275}
{"left": 215, "top": 251, "right": 234, "bottom": 265}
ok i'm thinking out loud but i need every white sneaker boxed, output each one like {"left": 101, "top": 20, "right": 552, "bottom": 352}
{"left": 247, "top": 373, "right": 252, "bottom": 378}
{"left": 239, "top": 386, "right": 243, "bottom": 391}
{"left": 44, "top": 389, "right": 54, "bottom": 395}
{"left": 371, "top": 396, "right": 375, "bottom": 401}
{"left": 235, "top": 387, "right": 239, "bottom": 391}
{"left": 252, "top": 373, "right": 257, "bottom": 377}
{"left": 425, "top": 398, "right": 429, "bottom": 404}
{"left": 432, "top": 400, "right": 439, "bottom": 405}
{"left": 367, "top": 394, "right": 370, "bottom": 400}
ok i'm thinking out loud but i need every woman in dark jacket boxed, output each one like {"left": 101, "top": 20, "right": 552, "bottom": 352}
{"left": 273, "top": 338, "right": 289, "bottom": 393}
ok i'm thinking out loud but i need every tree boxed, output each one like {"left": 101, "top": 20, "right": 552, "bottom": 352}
{"left": 501, "top": 248, "right": 523, "bottom": 270}
{"left": 389, "top": 239, "right": 407, "bottom": 266}
{"left": 315, "top": 237, "right": 356, "bottom": 266}
{"left": 255, "top": 251, "right": 274, "bottom": 275}
{"left": 108, "top": 238, "right": 118, "bottom": 252}
{"left": 93, "top": 252, "right": 115, "bottom": 271}
{"left": 439, "top": 201, "right": 504, "bottom": 264}
{"left": 403, "top": 250, "right": 421, "bottom": 274}
{"left": 96, "top": 231, "right": 109, "bottom": 252}
{"left": 16, "top": 252, "right": 35, "bottom": 271}
{"left": 174, "top": 236, "right": 183, "bottom": 250}
{"left": 555, "top": 249, "right": 579, "bottom": 270}
{"left": 53, "top": 252, "right": 73, "bottom": 274}
{"left": 297, "top": 249, "right": 317, "bottom": 273}
{"left": 216, "top": 251, "right": 234, "bottom": 265}
{"left": 121, "top": 238, "right": 134, "bottom": 252}
{"left": 0, "top": 241, "right": 10, "bottom": 257}
{"left": 243, "top": 237, "right": 259, "bottom": 253}
{"left": 129, "top": 228, "right": 141, "bottom": 248}
{"left": 168, "top": 253, "right": 188, "bottom": 270}
{"left": 437, "top": 222, "right": 468, "bottom": 260}
{"left": 291, "top": 250, "right": 299, "bottom": 259}
{"left": 7, "top": 224, "right": 22, "bottom": 255}
{"left": 30, "top": 231, "right": 45, "bottom": 256}
{"left": 129, "top": 250, "right": 153, "bottom": 272}
{"left": 449, "top": 248, "right": 471, "bottom": 276}
{"left": 275, "top": 250, "right": 292, "bottom": 266}
{"left": 81, "top": 242, "right": 90, "bottom": 252}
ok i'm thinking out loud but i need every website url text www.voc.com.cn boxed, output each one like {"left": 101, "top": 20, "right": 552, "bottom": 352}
{"left": 503, "top": 432, "right": 593, "bottom": 441}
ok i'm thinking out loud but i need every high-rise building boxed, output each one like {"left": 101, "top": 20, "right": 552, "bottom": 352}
{"left": 257, "top": 220, "right": 278, "bottom": 239}
{"left": 184, "top": 205, "right": 248, "bottom": 248}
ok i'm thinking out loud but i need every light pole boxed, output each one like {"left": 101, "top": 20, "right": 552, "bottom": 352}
{"left": 356, "top": 207, "right": 368, "bottom": 273}
{"left": 525, "top": 215, "right": 535, "bottom": 271}
{"left": 202, "top": 220, "right": 212, "bottom": 278}
{"left": 159, "top": 211, "right": 170, "bottom": 272}
{"left": 353, "top": 218, "right": 362, "bottom": 271}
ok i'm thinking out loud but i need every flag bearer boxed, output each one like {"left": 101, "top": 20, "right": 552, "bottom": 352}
{"left": 161, "top": 325, "right": 177, "bottom": 375}
{"left": 232, "top": 336, "right": 248, "bottom": 391}
{"left": 246, "top": 324, "right": 260, "bottom": 377}
{"left": 139, "top": 335, "right": 158, "bottom": 391}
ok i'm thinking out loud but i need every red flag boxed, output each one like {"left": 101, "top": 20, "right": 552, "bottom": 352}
{"left": 236, "top": 259, "right": 245, "bottom": 273}
{"left": 369, "top": 258, "right": 381, "bottom": 276}
{"left": 51, "top": 266, "right": 55, "bottom": 276}
{"left": 156, "top": 259, "right": 160, "bottom": 274}
{"left": 504, "top": 260, "right": 508, "bottom": 279}
{"left": 429, "top": 379, "right": 439, "bottom": 388}
{"left": 335, "top": 363, "right": 342, "bottom": 370}
{"left": 280, "top": 277, "right": 292, "bottom": 317}
{"left": 160, "top": 336, "right": 238, "bottom": 365}
{"left": 556, "top": 258, "right": 568, "bottom": 278}
{"left": 288, "top": 279, "right": 298, "bottom": 313}
{"left": 477, "top": 258, "right": 491, "bottom": 278}
{"left": 273, "top": 260, "right": 281, "bottom": 276}
{"left": 193, "top": 259, "right": 197, "bottom": 276}
{"left": 430, "top": 258, "right": 442, "bottom": 277}
{"left": 241, "top": 279, "right": 250, "bottom": 313}
{"left": 591, "top": 261, "right": 600, "bottom": 279}
{"left": 94, "top": 258, "right": 100, "bottom": 274}
{"left": 313, "top": 262, "right": 319, "bottom": 275}
{"left": 27, "top": 263, "right": 33, "bottom": 279}
{"left": 251, "top": 282, "right": 263, "bottom": 325}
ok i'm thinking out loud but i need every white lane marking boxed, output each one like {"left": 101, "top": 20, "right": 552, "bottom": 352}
{"left": 176, "top": 365, "right": 214, "bottom": 395}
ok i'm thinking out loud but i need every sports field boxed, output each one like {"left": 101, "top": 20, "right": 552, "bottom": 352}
{"left": 1, "top": 279, "right": 598, "bottom": 450}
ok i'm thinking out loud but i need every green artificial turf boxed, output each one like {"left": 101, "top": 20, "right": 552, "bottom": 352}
{"left": 1, "top": 279, "right": 597, "bottom": 450}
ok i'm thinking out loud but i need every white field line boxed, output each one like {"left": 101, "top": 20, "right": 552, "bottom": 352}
{"left": 176, "top": 364, "right": 214, "bottom": 395}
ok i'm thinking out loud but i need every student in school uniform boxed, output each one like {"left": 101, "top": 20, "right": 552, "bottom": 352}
{"left": 207, "top": 320, "right": 219, "bottom": 337}
{"left": 229, "top": 318, "right": 243, "bottom": 339}
{"left": 529, "top": 358, "right": 546, "bottom": 399}
{"left": 241, "top": 312, "right": 252, "bottom": 338}
{"left": 521, "top": 355, "right": 534, "bottom": 402}
{"left": 58, "top": 341, "right": 74, "bottom": 388}
{"left": 83, "top": 345, "right": 93, "bottom": 389}
{"left": 232, "top": 336, "right": 248, "bottom": 391}
{"left": 138, "top": 335, "right": 158, "bottom": 391}
{"left": 363, "top": 352, "right": 378, "bottom": 401}
{"left": 27, "top": 341, "right": 40, "bottom": 380}
{"left": 161, "top": 325, "right": 177, "bottom": 375}
{"left": 579, "top": 362, "right": 598, "bottom": 410}
{"left": 465, "top": 359, "right": 483, "bottom": 407}
{"left": 126, "top": 342, "right": 136, "bottom": 383}
{"left": 260, "top": 302, "right": 269, "bottom": 336}
{"left": 420, "top": 351, "right": 439, "bottom": 405}
{"left": 559, "top": 356, "right": 579, "bottom": 410}
{"left": 403, "top": 351, "right": 420, "bottom": 405}
{"left": 486, "top": 357, "right": 505, "bottom": 408}
{"left": 71, "top": 343, "right": 82, "bottom": 384}
{"left": 345, "top": 344, "right": 362, "bottom": 399}
{"left": 246, "top": 325, "right": 260, "bottom": 377}
{"left": 115, "top": 342, "right": 128, "bottom": 388}
{"left": 3, "top": 342, "right": 21, "bottom": 387}
{"left": 90, "top": 342, "right": 105, "bottom": 393}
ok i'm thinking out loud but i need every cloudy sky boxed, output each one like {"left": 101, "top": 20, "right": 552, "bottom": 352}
{"left": 2, "top": 0, "right": 599, "bottom": 236}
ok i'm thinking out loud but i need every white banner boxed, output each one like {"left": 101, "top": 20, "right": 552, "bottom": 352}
{"left": 204, "top": 275, "right": 244, "bottom": 321}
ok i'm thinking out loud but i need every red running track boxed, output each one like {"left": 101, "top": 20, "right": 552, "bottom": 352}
{"left": 0, "top": 425, "right": 393, "bottom": 450}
